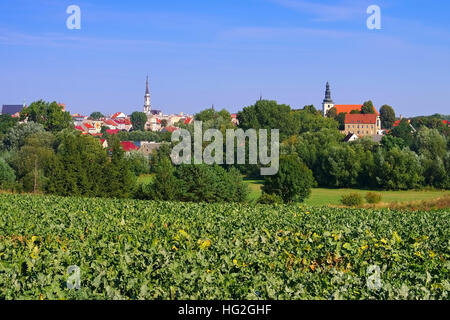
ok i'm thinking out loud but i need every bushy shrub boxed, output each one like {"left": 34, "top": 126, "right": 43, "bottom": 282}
{"left": 366, "top": 192, "right": 382, "bottom": 204}
{"left": 263, "top": 155, "right": 314, "bottom": 203}
{"left": 340, "top": 193, "right": 364, "bottom": 206}
{"left": 258, "top": 193, "right": 284, "bottom": 205}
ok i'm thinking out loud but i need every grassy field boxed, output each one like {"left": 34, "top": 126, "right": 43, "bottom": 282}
{"left": 245, "top": 180, "right": 450, "bottom": 206}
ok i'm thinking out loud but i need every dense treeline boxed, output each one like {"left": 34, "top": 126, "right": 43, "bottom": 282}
{"left": 235, "top": 102, "right": 450, "bottom": 191}
{"left": 0, "top": 99, "right": 449, "bottom": 204}
{"left": 0, "top": 123, "right": 136, "bottom": 197}
{"left": 140, "top": 102, "right": 450, "bottom": 203}
{"left": 0, "top": 102, "right": 248, "bottom": 202}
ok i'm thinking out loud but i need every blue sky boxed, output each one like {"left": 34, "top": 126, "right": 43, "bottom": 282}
{"left": 0, "top": 0, "right": 449, "bottom": 117}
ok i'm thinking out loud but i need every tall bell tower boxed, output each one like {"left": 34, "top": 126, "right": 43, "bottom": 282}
{"left": 144, "top": 75, "right": 151, "bottom": 115}
{"left": 322, "top": 82, "right": 334, "bottom": 117}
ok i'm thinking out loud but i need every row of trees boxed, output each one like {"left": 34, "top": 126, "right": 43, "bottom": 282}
{"left": 0, "top": 101, "right": 250, "bottom": 203}
{"left": 0, "top": 123, "right": 136, "bottom": 197}
{"left": 1, "top": 98, "right": 449, "bottom": 204}
{"left": 234, "top": 100, "right": 450, "bottom": 201}
{"left": 138, "top": 156, "right": 249, "bottom": 203}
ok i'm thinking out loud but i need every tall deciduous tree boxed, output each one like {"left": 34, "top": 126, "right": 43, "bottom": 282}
{"left": 379, "top": 105, "right": 396, "bottom": 129}
{"left": 20, "top": 100, "right": 73, "bottom": 132}
{"left": 131, "top": 112, "right": 148, "bottom": 132}
{"left": 1, "top": 122, "right": 45, "bottom": 151}
{"left": 12, "top": 132, "right": 56, "bottom": 192}
{"left": 0, "top": 114, "right": 19, "bottom": 134}
{"left": 361, "top": 100, "right": 376, "bottom": 114}
{"left": 90, "top": 112, "right": 104, "bottom": 120}
{"left": 391, "top": 119, "right": 415, "bottom": 147}
{"left": 262, "top": 155, "right": 314, "bottom": 203}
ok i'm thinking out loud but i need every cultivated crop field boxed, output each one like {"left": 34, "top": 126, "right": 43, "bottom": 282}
{"left": 0, "top": 194, "right": 448, "bottom": 300}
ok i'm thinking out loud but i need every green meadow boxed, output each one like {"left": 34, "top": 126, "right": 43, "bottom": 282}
{"left": 245, "top": 180, "right": 450, "bottom": 206}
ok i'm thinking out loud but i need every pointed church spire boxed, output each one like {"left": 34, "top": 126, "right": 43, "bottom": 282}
{"left": 323, "top": 81, "right": 334, "bottom": 104}
{"left": 144, "top": 75, "right": 151, "bottom": 114}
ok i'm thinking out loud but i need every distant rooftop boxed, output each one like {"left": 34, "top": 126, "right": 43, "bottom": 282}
{"left": 2, "top": 105, "right": 23, "bottom": 115}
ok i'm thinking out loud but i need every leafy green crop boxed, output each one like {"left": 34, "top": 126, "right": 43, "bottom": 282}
{"left": 0, "top": 194, "right": 448, "bottom": 300}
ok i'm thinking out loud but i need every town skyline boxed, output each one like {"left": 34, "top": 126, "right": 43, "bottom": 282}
{"left": 1, "top": 77, "right": 447, "bottom": 119}
{"left": 1, "top": 1, "right": 450, "bottom": 116}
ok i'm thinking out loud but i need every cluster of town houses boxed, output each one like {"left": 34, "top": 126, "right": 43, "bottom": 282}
{"left": 2, "top": 80, "right": 449, "bottom": 153}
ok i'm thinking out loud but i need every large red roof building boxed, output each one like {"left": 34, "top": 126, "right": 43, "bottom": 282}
{"left": 344, "top": 113, "right": 381, "bottom": 137}
{"left": 321, "top": 83, "right": 379, "bottom": 116}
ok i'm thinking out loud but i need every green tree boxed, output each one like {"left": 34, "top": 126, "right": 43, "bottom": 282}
{"left": 12, "top": 132, "right": 56, "bottom": 192}
{"left": 145, "top": 156, "right": 180, "bottom": 201}
{"left": 379, "top": 105, "right": 396, "bottom": 129}
{"left": 318, "top": 144, "right": 361, "bottom": 188}
{"left": 0, "top": 114, "right": 19, "bottom": 134}
{"left": 262, "top": 155, "right": 314, "bottom": 203}
{"left": 361, "top": 100, "right": 376, "bottom": 114}
{"left": 420, "top": 155, "right": 447, "bottom": 188}
{"left": 2, "top": 122, "right": 45, "bottom": 151}
{"left": 90, "top": 112, "right": 104, "bottom": 120}
{"left": 374, "top": 147, "right": 423, "bottom": 190}
{"left": 194, "top": 108, "right": 235, "bottom": 133}
{"left": 444, "top": 152, "right": 450, "bottom": 189}
{"left": 20, "top": 100, "right": 73, "bottom": 132}
{"left": 381, "top": 135, "right": 406, "bottom": 151}
{"left": 391, "top": 119, "right": 415, "bottom": 147}
{"left": 0, "top": 157, "right": 16, "bottom": 188}
{"left": 303, "top": 105, "right": 319, "bottom": 115}
{"left": 130, "top": 112, "right": 148, "bottom": 131}
{"left": 175, "top": 164, "right": 248, "bottom": 203}
{"left": 413, "top": 127, "right": 447, "bottom": 159}
{"left": 105, "top": 135, "right": 136, "bottom": 198}
{"left": 237, "top": 100, "right": 300, "bottom": 139}
{"left": 125, "top": 151, "right": 150, "bottom": 176}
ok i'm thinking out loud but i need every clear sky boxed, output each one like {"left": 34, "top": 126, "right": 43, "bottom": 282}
{"left": 0, "top": 0, "right": 449, "bottom": 117}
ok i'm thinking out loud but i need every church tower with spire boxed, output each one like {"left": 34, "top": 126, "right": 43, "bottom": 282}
{"left": 322, "top": 82, "right": 335, "bottom": 117}
{"left": 144, "top": 75, "right": 152, "bottom": 115}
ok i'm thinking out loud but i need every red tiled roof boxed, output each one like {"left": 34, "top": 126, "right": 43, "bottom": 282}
{"left": 111, "top": 112, "right": 124, "bottom": 119}
{"left": 75, "top": 126, "right": 85, "bottom": 131}
{"left": 156, "top": 118, "right": 161, "bottom": 124}
{"left": 104, "top": 120, "right": 118, "bottom": 126}
{"left": 345, "top": 113, "right": 378, "bottom": 124}
{"left": 114, "top": 118, "right": 132, "bottom": 125}
{"left": 164, "top": 126, "right": 179, "bottom": 133}
{"left": 393, "top": 120, "right": 401, "bottom": 127}
{"left": 443, "top": 120, "right": 449, "bottom": 125}
{"left": 184, "top": 117, "right": 192, "bottom": 124}
{"left": 335, "top": 105, "right": 379, "bottom": 116}
{"left": 120, "top": 141, "right": 139, "bottom": 152}
{"left": 84, "top": 123, "right": 94, "bottom": 129}
{"left": 106, "top": 129, "right": 119, "bottom": 135}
